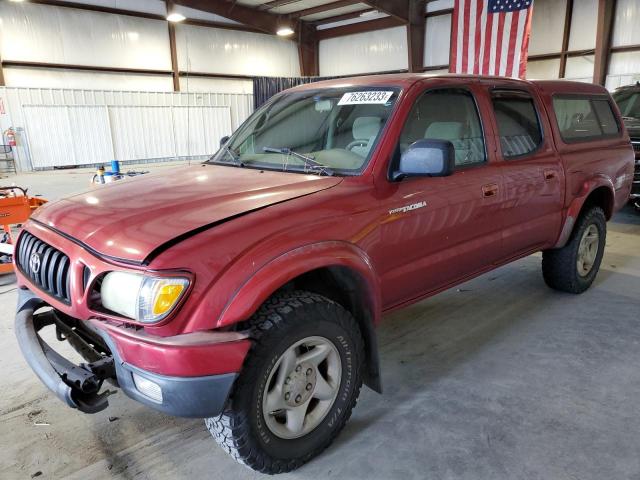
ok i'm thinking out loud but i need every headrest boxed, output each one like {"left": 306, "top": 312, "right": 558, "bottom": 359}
{"left": 425, "top": 122, "right": 463, "bottom": 141}
{"left": 353, "top": 117, "right": 382, "bottom": 139}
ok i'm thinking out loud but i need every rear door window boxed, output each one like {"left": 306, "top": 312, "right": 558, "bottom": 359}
{"left": 491, "top": 91, "right": 543, "bottom": 158}
{"left": 592, "top": 99, "right": 619, "bottom": 135}
{"left": 552, "top": 96, "right": 620, "bottom": 142}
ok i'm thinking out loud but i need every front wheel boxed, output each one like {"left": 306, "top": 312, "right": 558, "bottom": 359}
{"left": 206, "top": 291, "right": 365, "bottom": 474}
{"left": 542, "top": 206, "right": 607, "bottom": 293}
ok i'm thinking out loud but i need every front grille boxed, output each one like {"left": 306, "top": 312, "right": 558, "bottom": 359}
{"left": 632, "top": 141, "right": 640, "bottom": 153}
{"left": 16, "top": 231, "right": 71, "bottom": 303}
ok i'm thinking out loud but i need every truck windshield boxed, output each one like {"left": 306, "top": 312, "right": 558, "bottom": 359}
{"left": 209, "top": 87, "right": 400, "bottom": 175}
{"left": 613, "top": 90, "right": 640, "bottom": 119}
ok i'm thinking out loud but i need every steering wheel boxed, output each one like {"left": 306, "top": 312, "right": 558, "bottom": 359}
{"left": 345, "top": 139, "right": 368, "bottom": 151}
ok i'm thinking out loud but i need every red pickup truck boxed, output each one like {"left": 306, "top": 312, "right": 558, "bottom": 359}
{"left": 15, "top": 74, "right": 634, "bottom": 473}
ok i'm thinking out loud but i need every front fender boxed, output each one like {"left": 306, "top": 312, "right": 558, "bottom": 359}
{"left": 216, "top": 241, "right": 381, "bottom": 329}
{"left": 554, "top": 176, "right": 615, "bottom": 248}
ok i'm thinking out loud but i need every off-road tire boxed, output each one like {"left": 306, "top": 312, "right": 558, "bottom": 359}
{"left": 205, "top": 290, "right": 365, "bottom": 474}
{"left": 542, "top": 206, "right": 607, "bottom": 293}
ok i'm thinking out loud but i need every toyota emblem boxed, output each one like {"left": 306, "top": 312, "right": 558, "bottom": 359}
{"left": 29, "top": 252, "right": 42, "bottom": 274}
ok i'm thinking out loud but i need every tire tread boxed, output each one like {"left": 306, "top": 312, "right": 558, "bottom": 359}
{"left": 206, "top": 290, "right": 364, "bottom": 474}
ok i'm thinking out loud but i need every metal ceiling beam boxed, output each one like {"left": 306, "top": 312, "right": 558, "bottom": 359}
{"left": 0, "top": 54, "right": 5, "bottom": 87}
{"left": 261, "top": 0, "right": 303, "bottom": 10}
{"left": 313, "top": 8, "right": 377, "bottom": 26}
{"left": 174, "top": 0, "right": 285, "bottom": 34}
{"left": 298, "top": 22, "right": 319, "bottom": 76}
{"left": 360, "top": 0, "right": 409, "bottom": 23}
{"left": 289, "top": 0, "right": 363, "bottom": 19}
{"left": 167, "top": 0, "right": 181, "bottom": 91}
{"left": 593, "top": 0, "right": 616, "bottom": 85}
{"left": 27, "top": 0, "right": 262, "bottom": 33}
{"left": 407, "top": 0, "right": 426, "bottom": 73}
{"left": 316, "top": 16, "right": 405, "bottom": 40}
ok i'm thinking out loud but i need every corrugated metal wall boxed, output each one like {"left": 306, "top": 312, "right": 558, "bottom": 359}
{"left": 0, "top": 87, "right": 253, "bottom": 171}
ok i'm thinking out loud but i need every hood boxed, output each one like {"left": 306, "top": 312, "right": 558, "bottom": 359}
{"left": 32, "top": 164, "right": 342, "bottom": 263}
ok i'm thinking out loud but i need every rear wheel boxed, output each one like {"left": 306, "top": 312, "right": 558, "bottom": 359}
{"left": 542, "top": 206, "right": 606, "bottom": 293}
{"left": 206, "top": 290, "right": 364, "bottom": 474}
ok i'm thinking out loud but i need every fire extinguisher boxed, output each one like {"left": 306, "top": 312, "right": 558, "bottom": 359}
{"left": 4, "top": 128, "right": 16, "bottom": 147}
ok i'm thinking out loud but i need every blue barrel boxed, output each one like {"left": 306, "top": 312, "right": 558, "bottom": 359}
{"left": 111, "top": 160, "right": 121, "bottom": 174}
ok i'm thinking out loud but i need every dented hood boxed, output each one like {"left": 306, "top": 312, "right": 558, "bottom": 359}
{"left": 31, "top": 164, "right": 341, "bottom": 263}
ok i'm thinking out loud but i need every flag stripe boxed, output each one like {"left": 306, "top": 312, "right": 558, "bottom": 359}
{"left": 451, "top": 0, "right": 534, "bottom": 78}
{"left": 505, "top": 10, "right": 520, "bottom": 77}
{"left": 450, "top": 0, "right": 459, "bottom": 72}
{"left": 519, "top": 2, "right": 535, "bottom": 77}
{"left": 489, "top": 13, "right": 499, "bottom": 75}
{"left": 462, "top": 0, "right": 471, "bottom": 74}
{"left": 478, "top": 2, "right": 488, "bottom": 75}
{"left": 473, "top": 0, "right": 483, "bottom": 74}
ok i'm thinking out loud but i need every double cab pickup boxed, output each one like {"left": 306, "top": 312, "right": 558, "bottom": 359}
{"left": 14, "top": 74, "right": 634, "bottom": 473}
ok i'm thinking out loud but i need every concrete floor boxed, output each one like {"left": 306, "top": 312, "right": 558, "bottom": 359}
{"left": 1, "top": 166, "right": 640, "bottom": 480}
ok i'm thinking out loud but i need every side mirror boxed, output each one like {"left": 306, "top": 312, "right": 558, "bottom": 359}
{"left": 220, "top": 136, "right": 230, "bottom": 147}
{"left": 392, "top": 139, "right": 455, "bottom": 181}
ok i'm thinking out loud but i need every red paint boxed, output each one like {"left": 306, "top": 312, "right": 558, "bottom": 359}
{"left": 15, "top": 74, "right": 635, "bottom": 379}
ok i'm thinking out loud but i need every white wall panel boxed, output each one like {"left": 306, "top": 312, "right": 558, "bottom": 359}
{"left": 612, "top": 0, "right": 640, "bottom": 47}
{"left": 171, "top": 4, "right": 240, "bottom": 24}
{"left": 0, "top": 2, "right": 171, "bottom": 70}
{"left": 173, "top": 107, "right": 232, "bottom": 157}
{"left": 424, "top": 15, "right": 451, "bottom": 67}
{"left": 564, "top": 55, "right": 595, "bottom": 83}
{"left": 426, "top": 0, "right": 454, "bottom": 12}
{"left": 568, "top": 0, "right": 598, "bottom": 51}
{"left": 109, "top": 106, "right": 175, "bottom": 161}
{"left": 23, "top": 106, "right": 113, "bottom": 168}
{"left": 529, "top": 0, "right": 567, "bottom": 55}
{"left": 319, "top": 26, "right": 408, "bottom": 76}
{"left": 179, "top": 77, "right": 254, "bottom": 94}
{"left": 423, "top": 69, "right": 450, "bottom": 76}
{"left": 0, "top": 87, "right": 254, "bottom": 171}
{"left": 3, "top": 67, "right": 175, "bottom": 92}
{"left": 606, "top": 51, "right": 640, "bottom": 90}
{"left": 176, "top": 25, "right": 300, "bottom": 77}
{"left": 48, "top": 0, "right": 167, "bottom": 16}
{"left": 526, "top": 58, "right": 561, "bottom": 80}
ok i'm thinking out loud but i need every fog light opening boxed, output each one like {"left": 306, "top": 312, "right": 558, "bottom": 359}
{"left": 132, "top": 373, "right": 163, "bottom": 403}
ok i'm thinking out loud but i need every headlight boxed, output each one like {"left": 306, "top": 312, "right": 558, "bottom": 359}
{"left": 100, "top": 272, "right": 190, "bottom": 323}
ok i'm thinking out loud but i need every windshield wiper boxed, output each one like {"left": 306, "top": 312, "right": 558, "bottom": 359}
{"left": 263, "top": 147, "right": 334, "bottom": 176}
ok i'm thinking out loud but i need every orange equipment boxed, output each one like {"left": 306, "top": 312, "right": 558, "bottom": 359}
{"left": 0, "top": 187, "right": 48, "bottom": 274}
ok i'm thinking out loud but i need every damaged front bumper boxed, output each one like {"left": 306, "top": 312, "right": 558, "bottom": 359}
{"left": 15, "top": 288, "right": 241, "bottom": 418}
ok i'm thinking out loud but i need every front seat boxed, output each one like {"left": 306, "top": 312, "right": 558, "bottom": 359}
{"left": 348, "top": 117, "right": 382, "bottom": 157}
{"left": 425, "top": 121, "right": 478, "bottom": 166}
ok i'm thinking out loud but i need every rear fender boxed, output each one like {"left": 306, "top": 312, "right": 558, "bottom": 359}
{"left": 554, "top": 176, "right": 614, "bottom": 248}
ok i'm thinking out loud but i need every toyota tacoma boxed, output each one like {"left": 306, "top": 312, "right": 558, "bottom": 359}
{"left": 14, "top": 74, "right": 634, "bottom": 473}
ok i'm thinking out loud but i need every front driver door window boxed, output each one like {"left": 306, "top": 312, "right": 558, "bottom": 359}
{"left": 378, "top": 87, "right": 504, "bottom": 308}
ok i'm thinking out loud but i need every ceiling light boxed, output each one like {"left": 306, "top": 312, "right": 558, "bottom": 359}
{"left": 167, "top": 13, "right": 186, "bottom": 22}
{"left": 9, "top": 0, "right": 25, "bottom": 2}
{"left": 277, "top": 27, "right": 295, "bottom": 36}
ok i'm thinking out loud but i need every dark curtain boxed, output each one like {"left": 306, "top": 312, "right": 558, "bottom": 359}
{"left": 253, "top": 76, "right": 339, "bottom": 109}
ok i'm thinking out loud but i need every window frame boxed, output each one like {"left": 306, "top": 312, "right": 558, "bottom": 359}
{"left": 551, "top": 93, "right": 623, "bottom": 144}
{"left": 390, "top": 86, "right": 488, "bottom": 178}
{"left": 490, "top": 88, "right": 545, "bottom": 161}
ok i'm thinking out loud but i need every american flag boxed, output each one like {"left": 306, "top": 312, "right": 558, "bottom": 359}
{"left": 450, "top": 0, "right": 535, "bottom": 78}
